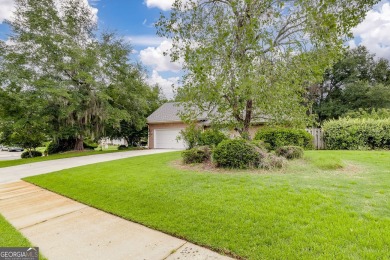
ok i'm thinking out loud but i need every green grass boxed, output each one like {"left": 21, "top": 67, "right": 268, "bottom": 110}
{"left": 303, "top": 152, "right": 345, "bottom": 170}
{"left": 25, "top": 151, "right": 390, "bottom": 259}
{"left": 0, "top": 214, "right": 46, "bottom": 259}
{"left": 0, "top": 146, "right": 141, "bottom": 168}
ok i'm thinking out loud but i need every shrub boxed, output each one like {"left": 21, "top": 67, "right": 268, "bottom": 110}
{"left": 251, "top": 140, "right": 271, "bottom": 151}
{"left": 213, "top": 139, "right": 259, "bottom": 169}
{"left": 199, "top": 129, "right": 228, "bottom": 147}
{"left": 323, "top": 118, "right": 390, "bottom": 150}
{"left": 254, "top": 127, "right": 313, "bottom": 150}
{"left": 21, "top": 150, "right": 42, "bottom": 159}
{"left": 178, "top": 124, "right": 202, "bottom": 149}
{"left": 118, "top": 145, "right": 128, "bottom": 150}
{"left": 182, "top": 146, "right": 211, "bottom": 164}
{"left": 275, "top": 146, "right": 304, "bottom": 160}
{"left": 259, "top": 154, "right": 287, "bottom": 169}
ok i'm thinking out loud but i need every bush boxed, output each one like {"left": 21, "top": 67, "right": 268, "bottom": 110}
{"left": 118, "top": 145, "right": 128, "bottom": 150}
{"left": 199, "top": 129, "right": 228, "bottom": 147}
{"left": 259, "top": 154, "right": 287, "bottom": 169}
{"left": 275, "top": 146, "right": 304, "bottom": 160}
{"left": 254, "top": 127, "right": 313, "bottom": 150}
{"left": 21, "top": 150, "right": 42, "bottom": 159}
{"left": 213, "top": 139, "right": 259, "bottom": 169}
{"left": 178, "top": 124, "right": 202, "bottom": 149}
{"left": 251, "top": 140, "right": 271, "bottom": 151}
{"left": 182, "top": 146, "right": 211, "bottom": 164}
{"left": 323, "top": 118, "right": 390, "bottom": 150}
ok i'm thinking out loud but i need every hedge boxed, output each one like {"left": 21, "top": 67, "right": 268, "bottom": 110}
{"left": 323, "top": 118, "right": 390, "bottom": 150}
{"left": 254, "top": 127, "right": 313, "bottom": 150}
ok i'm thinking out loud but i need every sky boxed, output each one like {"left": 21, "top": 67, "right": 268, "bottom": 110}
{"left": 0, "top": 0, "right": 389, "bottom": 98}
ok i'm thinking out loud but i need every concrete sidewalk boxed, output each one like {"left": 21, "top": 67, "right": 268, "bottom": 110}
{"left": 0, "top": 181, "right": 232, "bottom": 260}
{"left": 0, "top": 149, "right": 176, "bottom": 184}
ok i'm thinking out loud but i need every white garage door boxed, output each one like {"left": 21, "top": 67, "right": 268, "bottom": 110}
{"left": 154, "top": 129, "right": 186, "bottom": 149}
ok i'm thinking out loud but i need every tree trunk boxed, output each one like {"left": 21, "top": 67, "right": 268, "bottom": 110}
{"left": 241, "top": 99, "right": 253, "bottom": 140}
{"left": 124, "top": 137, "right": 130, "bottom": 147}
{"left": 74, "top": 136, "right": 84, "bottom": 151}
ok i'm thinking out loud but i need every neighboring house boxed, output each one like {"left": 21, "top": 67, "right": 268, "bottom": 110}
{"left": 146, "top": 102, "right": 265, "bottom": 149}
{"left": 100, "top": 138, "right": 127, "bottom": 146}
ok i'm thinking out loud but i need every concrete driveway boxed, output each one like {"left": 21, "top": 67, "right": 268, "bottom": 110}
{"left": 0, "top": 149, "right": 176, "bottom": 184}
{"left": 0, "top": 151, "right": 23, "bottom": 161}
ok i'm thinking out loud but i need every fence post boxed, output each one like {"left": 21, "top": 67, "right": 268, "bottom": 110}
{"left": 305, "top": 128, "right": 324, "bottom": 150}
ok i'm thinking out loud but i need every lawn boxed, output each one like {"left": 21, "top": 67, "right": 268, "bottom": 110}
{"left": 24, "top": 151, "right": 390, "bottom": 259}
{"left": 0, "top": 214, "right": 46, "bottom": 259}
{"left": 0, "top": 146, "right": 139, "bottom": 168}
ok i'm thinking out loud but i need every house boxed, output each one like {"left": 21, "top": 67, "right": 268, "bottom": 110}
{"left": 147, "top": 102, "right": 265, "bottom": 149}
{"left": 147, "top": 102, "right": 205, "bottom": 149}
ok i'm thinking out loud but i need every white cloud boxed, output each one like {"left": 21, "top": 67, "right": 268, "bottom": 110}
{"left": 89, "top": 0, "right": 100, "bottom": 6}
{"left": 0, "top": 0, "right": 14, "bottom": 23}
{"left": 0, "top": 0, "right": 98, "bottom": 24}
{"left": 146, "top": 70, "right": 179, "bottom": 99}
{"left": 84, "top": 0, "right": 99, "bottom": 23}
{"left": 139, "top": 40, "right": 182, "bottom": 72}
{"left": 144, "top": 0, "right": 174, "bottom": 11}
{"left": 125, "top": 35, "right": 164, "bottom": 46}
{"left": 347, "top": 40, "right": 357, "bottom": 49}
{"left": 351, "top": 1, "right": 390, "bottom": 60}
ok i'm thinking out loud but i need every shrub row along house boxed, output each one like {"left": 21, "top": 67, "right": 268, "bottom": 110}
{"left": 147, "top": 102, "right": 267, "bottom": 149}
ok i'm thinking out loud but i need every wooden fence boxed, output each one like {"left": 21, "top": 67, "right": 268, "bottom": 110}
{"left": 306, "top": 128, "right": 325, "bottom": 150}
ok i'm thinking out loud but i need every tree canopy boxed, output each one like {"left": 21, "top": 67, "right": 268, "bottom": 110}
{"left": 157, "top": 0, "right": 378, "bottom": 137}
{"left": 0, "top": 0, "right": 159, "bottom": 150}
{"left": 309, "top": 46, "right": 390, "bottom": 122}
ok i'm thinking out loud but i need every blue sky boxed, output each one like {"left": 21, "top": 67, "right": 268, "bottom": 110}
{"left": 0, "top": 0, "right": 389, "bottom": 98}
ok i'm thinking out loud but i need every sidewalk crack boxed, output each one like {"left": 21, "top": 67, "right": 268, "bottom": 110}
{"left": 19, "top": 205, "right": 88, "bottom": 230}
{"left": 0, "top": 189, "right": 44, "bottom": 201}
{"left": 162, "top": 241, "right": 188, "bottom": 260}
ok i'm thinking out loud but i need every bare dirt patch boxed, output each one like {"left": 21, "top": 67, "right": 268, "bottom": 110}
{"left": 338, "top": 161, "right": 365, "bottom": 176}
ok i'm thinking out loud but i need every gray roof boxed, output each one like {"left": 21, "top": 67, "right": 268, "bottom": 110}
{"left": 147, "top": 102, "right": 208, "bottom": 124}
{"left": 147, "top": 102, "right": 269, "bottom": 124}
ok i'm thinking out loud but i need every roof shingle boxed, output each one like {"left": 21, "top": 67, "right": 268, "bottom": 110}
{"left": 147, "top": 102, "right": 208, "bottom": 124}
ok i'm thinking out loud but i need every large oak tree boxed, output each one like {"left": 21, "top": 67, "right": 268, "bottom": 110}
{"left": 0, "top": 0, "right": 156, "bottom": 150}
